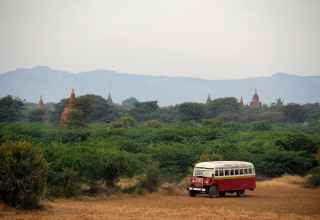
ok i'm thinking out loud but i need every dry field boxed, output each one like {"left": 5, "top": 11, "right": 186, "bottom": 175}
{"left": 1, "top": 176, "right": 320, "bottom": 220}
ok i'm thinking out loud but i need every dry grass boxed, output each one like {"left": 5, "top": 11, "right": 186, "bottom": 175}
{"left": 259, "top": 175, "right": 306, "bottom": 187}
{"left": 1, "top": 176, "right": 320, "bottom": 220}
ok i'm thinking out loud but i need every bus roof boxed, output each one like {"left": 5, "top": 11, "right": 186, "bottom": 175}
{"left": 194, "top": 161, "right": 254, "bottom": 169}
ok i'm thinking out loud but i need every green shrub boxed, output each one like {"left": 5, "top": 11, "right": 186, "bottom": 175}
{"left": 47, "top": 168, "right": 81, "bottom": 197}
{"left": 144, "top": 120, "right": 161, "bottom": 128}
{"left": 275, "top": 132, "right": 318, "bottom": 153}
{"left": 305, "top": 167, "right": 320, "bottom": 188}
{"left": 257, "top": 150, "right": 315, "bottom": 177}
{"left": 198, "top": 152, "right": 223, "bottom": 162}
{"left": 0, "top": 141, "right": 48, "bottom": 209}
{"left": 111, "top": 115, "right": 137, "bottom": 128}
{"left": 139, "top": 163, "right": 161, "bottom": 192}
{"left": 250, "top": 121, "right": 272, "bottom": 131}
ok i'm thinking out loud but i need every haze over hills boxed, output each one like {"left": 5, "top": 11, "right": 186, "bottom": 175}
{"left": 0, "top": 66, "right": 319, "bottom": 106}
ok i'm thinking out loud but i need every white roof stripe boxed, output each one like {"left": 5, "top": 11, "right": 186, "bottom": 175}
{"left": 195, "top": 161, "right": 254, "bottom": 169}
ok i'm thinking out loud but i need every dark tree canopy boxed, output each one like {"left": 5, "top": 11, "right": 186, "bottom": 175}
{"left": 0, "top": 96, "right": 24, "bottom": 123}
{"left": 283, "top": 103, "right": 307, "bottom": 123}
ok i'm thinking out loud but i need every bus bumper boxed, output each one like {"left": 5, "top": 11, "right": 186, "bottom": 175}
{"left": 188, "top": 187, "right": 206, "bottom": 192}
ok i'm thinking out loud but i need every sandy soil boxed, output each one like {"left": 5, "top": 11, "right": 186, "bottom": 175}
{"left": 1, "top": 178, "right": 320, "bottom": 220}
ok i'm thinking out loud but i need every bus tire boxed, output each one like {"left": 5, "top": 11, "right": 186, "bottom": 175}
{"left": 189, "top": 191, "right": 196, "bottom": 197}
{"left": 236, "top": 190, "right": 245, "bottom": 197}
{"left": 219, "top": 192, "right": 226, "bottom": 197}
{"left": 208, "top": 186, "right": 218, "bottom": 198}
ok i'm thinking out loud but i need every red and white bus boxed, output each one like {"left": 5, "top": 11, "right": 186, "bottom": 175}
{"left": 188, "top": 161, "right": 256, "bottom": 197}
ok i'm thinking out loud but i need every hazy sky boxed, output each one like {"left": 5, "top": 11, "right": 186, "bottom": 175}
{"left": 0, "top": 0, "right": 319, "bottom": 79}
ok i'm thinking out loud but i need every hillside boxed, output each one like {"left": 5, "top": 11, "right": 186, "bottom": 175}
{"left": 0, "top": 66, "right": 319, "bottom": 105}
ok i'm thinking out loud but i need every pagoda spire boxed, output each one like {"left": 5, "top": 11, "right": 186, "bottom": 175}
{"left": 106, "top": 92, "right": 113, "bottom": 104}
{"left": 206, "top": 94, "right": 212, "bottom": 103}
{"left": 240, "top": 96, "right": 244, "bottom": 106}
{"left": 250, "top": 88, "right": 261, "bottom": 108}
{"left": 38, "top": 96, "right": 45, "bottom": 110}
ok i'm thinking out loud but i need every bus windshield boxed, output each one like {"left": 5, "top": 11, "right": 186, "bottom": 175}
{"left": 193, "top": 168, "right": 212, "bottom": 177}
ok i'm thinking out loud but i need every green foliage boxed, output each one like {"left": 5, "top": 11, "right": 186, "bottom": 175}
{"left": 67, "top": 109, "right": 86, "bottom": 128}
{"left": 130, "top": 101, "right": 159, "bottom": 121}
{"left": 250, "top": 121, "right": 272, "bottom": 131}
{"left": 0, "top": 141, "right": 47, "bottom": 209}
{"left": 122, "top": 97, "right": 139, "bottom": 110}
{"left": 47, "top": 168, "right": 81, "bottom": 197}
{"left": 283, "top": 104, "right": 307, "bottom": 123}
{"left": 111, "top": 115, "right": 137, "bottom": 128}
{"left": 178, "top": 102, "right": 205, "bottom": 121}
{"left": 257, "top": 150, "right": 315, "bottom": 177}
{"left": 0, "top": 96, "right": 24, "bottom": 123}
{"left": 75, "top": 95, "right": 118, "bottom": 123}
{"left": 198, "top": 152, "right": 223, "bottom": 162}
{"left": 143, "top": 120, "right": 161, "bottom": 128}
{"left": 275, "top": 132, "right": 318, "bottom": 153}
{"left": 28, "top": 109, "right": 46, "bottom": 122}
{"left": 139, "top": 163, "right": 161, "bottom": 192}
{"left": 206, "top": 97, "right": 240, "bottom": 118}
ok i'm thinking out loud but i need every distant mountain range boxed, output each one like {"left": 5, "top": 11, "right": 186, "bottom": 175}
{"left": 0, "top": 66, "right": 319, "bottom": 106}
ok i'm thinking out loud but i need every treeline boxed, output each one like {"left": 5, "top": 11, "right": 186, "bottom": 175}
{"left": 1, "top": 95, "right": 320, "bottom": 125}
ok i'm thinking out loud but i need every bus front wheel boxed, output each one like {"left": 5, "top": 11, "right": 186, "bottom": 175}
{"left": 208, "top": 186, "right": 218, "bottom": 198}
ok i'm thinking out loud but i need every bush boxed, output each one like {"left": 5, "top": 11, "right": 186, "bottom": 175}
{"left": 257, "top": 150, "right": 315, "bottom": 177}
{"left": 275, "top": 133, "right": 318, "bottom": 153}
{"left": 47, "top": 168, "right": 81, "bottom": 197}
{"left": 305, "top": 167, "right": 320, "bottom": 188}
{"left": 139, "top": 163, "right": 161, "bottom": 192}
{"left": 0, "top": 141, "right": 48, "bottom": 209}
{"left": 250, "top": 121, "right": 272, "bottom": 131}
{"left": 144, "top": 120, "right": 161, "bottom": 128}
{"left": 111, "top": 115, "right": 137, "bottom": 128}
{"left": 198, "top": 152, "right": 223, "bottom": 162}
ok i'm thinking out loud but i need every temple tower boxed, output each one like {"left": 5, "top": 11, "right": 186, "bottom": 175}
{"left": 240, "top": 96, "right": 244, "bottom": 106}
{"left": 206, "top": 94, "right": 212, "bottom": 103}
{"left": 106, "top": 92, "right": 113, "bottom": 105}
{"left": 38, "top": 96, "right": 45, "bottom": 110}
{"left": 60, "top": 89, "right": 76, "bottom": 127}
{"left": 249, "top": 89, "right": 261, "bottom": 108}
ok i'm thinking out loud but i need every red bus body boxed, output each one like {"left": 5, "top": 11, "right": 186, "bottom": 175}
{"left": 190, "top": 176, "right": 256, "bottom": 192}
{"left": 188, "top": 161, "right": 256, "bottom": 197}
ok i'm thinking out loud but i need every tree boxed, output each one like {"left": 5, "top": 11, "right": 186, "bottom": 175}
{"left": 206, "top": 97, "right": 240, "bottom": 118}
{"left": 130, "top": 101, "right": 159, "bottom": 121}
{"left": 111, "top": 114, "right": 137, "bottom": 128}
{"left": 28, "top": 109, "right": 46, "bottom": 122}
{"left": 178, "top": 102, "right": 205, "bottom": 121}
{"left": 275, "top": 132, "right": 318, "bottom": 153}
{"left": 0, "top": 96, "right": 24, "bottom": 123}
{"left": 0, "top": 141, "right": 48, "bottom": 209}
{"left": 283, "top": 103, "right": 307, "bottom": 123}
{"left": 122, "top": 97, "right": 139, "bottom": 110}
{"left": 270, "top": 98, "right": 284, "bottom": 110}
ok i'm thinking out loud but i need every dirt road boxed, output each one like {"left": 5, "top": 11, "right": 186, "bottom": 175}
{"left": 1, "top": 178, "right": 320, "bottom": 220}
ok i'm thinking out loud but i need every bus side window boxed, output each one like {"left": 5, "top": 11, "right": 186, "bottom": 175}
{"left": 215, "top": 170, "right": 219, "bottom": 176}
{"left": 244, "top": 169, "right": 248, "bottom": 174}
{"left": 224, "top": 170, "right": 229, "bottom": 176}
{"left": 239, "top": 169, "right": 243, "bottom": 175}
{"left": 230, "top": 169, "right": 234, "bottom": 176}
{"left": 248, "top": 168, "right": 252, "bottom": 174}
{"left": 219, "top": 169, "right": 224, "bottom": 176}
{"left": 235, "top": 169, "right": 239, "bottom": 175}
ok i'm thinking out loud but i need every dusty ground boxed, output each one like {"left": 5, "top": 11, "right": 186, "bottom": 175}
{"left": 1, "top": 177, "right": 320, "bottom": 220}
